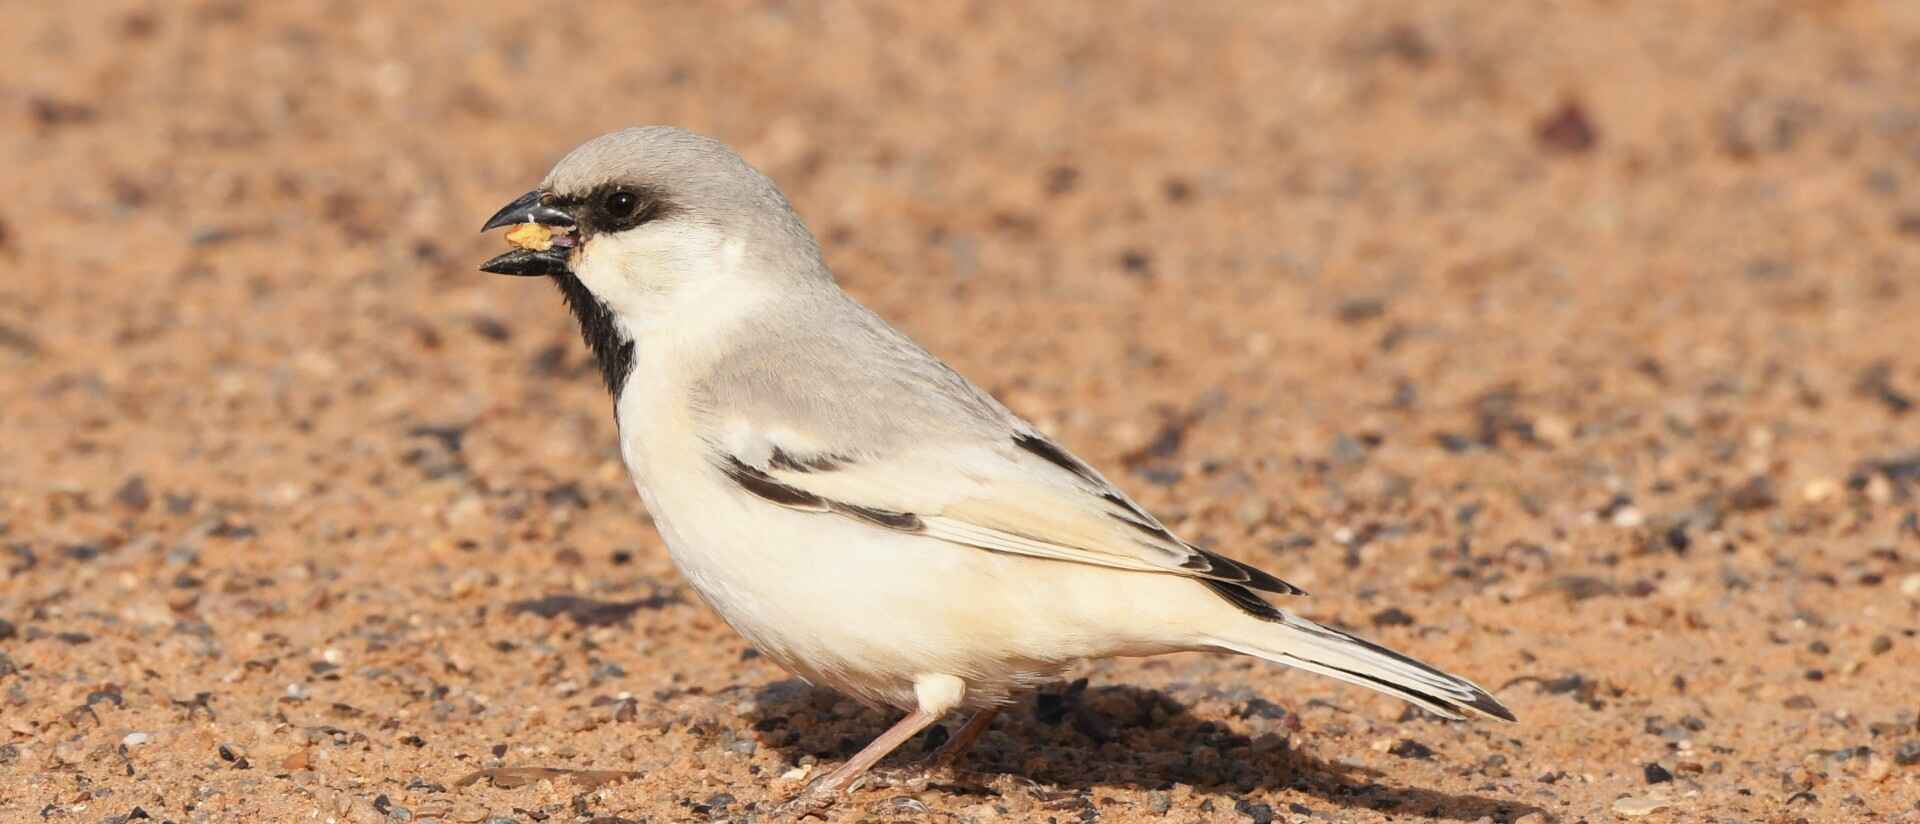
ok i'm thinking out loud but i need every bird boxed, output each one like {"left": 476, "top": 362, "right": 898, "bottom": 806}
{"left": 477, "top": 126, "right": 1514, "bottom": 815}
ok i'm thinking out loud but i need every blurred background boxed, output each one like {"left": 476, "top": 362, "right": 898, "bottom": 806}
{"left": 3, "top": 2, "right": 1919, "bottom": 821}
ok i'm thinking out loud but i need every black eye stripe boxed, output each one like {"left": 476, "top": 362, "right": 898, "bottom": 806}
{"left": 572, "top": 182, "right": 678, "bottom": 233}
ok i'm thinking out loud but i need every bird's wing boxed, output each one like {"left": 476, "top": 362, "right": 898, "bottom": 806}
{"left": 704, "top": 422, "right": 1304, "bottom": 596}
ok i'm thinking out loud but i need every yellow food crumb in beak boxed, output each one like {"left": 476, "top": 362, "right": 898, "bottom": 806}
{"left": 504, "top": 223, "right": 557, "bottom": 252}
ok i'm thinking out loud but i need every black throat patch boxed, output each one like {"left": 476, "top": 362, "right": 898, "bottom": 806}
{"left": 549, "top": 272, "right": 635, "bottom": 399}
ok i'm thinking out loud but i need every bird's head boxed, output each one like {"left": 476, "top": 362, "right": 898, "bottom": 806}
{"left": 479, "top": 126, "right": 829, "bottom": 391}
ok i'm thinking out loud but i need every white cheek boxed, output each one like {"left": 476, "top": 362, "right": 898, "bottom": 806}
{"left": 575, "top": 224, "right": 730, "bottom": 299}
{"left": 567, "top": 222, "right": 757, "bottom": 338}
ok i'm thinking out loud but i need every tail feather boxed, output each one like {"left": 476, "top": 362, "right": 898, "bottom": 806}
{"left": 1210, "top": 613, "right": 1515, "bottom": 722}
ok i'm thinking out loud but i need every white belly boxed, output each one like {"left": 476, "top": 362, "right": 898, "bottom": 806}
{"left": 611, "top": 349, "right": 1202, "bottom": 711}
{"left": 636, "top": 464, "right": 1081, "bottom": 710}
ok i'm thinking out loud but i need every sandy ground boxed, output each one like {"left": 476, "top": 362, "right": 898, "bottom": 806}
{"left": 5, "top": 1, "right": 1920, "bottom": 822}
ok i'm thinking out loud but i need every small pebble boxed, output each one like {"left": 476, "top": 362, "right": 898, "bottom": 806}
{"left": 1895, "top": 740, "right": 1920, "bottom": 765}
{"left": 121, "top": 732, "right": 150, "bottom": 748}
{"left": 1388, "top": 739, "right": 1435, "bottom": 759}
{"left": 1865, "top": 756, "right": 1892, "bottom": 782}
{"left": 1612, "top": 796, "right": 1671, "bottom": 817}
{"left": 1610, "top": 506, "right": 1645, "bottom": 528}
{"left": 1233, "top": 798, "right": 1275, "bottom": 823}
{"left": 1642, "top": 762, "right": 1673, "bottom": 783}
{"left": 1802, "top": 478, "right": 1840, "bottom": 503}
{"left": 1370, "top": 607, "right": 1415, "bottom": 627}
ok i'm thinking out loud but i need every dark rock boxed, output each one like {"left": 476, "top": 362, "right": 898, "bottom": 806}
{"left": 86, "top": 686, "right": 124, "bottom": 707}
{"left": 0, "top": 323, "right": 38, "bottom": 357}
{"left": 1665, "top": 524, "right": 1691, "bottom": 553}
{"left": 1894, "top": 740, "right": 1920, "bottom": 766}
{"left": 206, "top": 521, "right": 256, "bottom": 540}
{"left": 1537, "top": 100, "right": 1599, "bottom": 154}
{"left": 0, "top": 619, "right": 14, "bottom": 641}
{"left": 28, "top": 96, "right": 96, "bottom": 128}
{"left": 543, "top": 483, "right": 590, "bottom": 509}
{"left": 113, "top": 477, "right": 152, "bottom": 512}
{"left": 406, "top": 424, "right": 467, "bottom": 454}
{"left": 1044, "top": 165, "right": 1079, "bottom": 196}
{"left": 1643, "top": 762, "right": 1674, "bottom": 783}
{"left": 1370, "top": 607, "right": 1415, "bottom": 627}
{"left": 1376, "top": 23, "right": 1433, "bottom": 67}
{"left": 1232, "top": 798, "right": 1275, "bottom": 823}
{"left": 1336, "top": 298, "right": 1386, "bottom": 324}
{"left": 507, "top": 593, "right": 678, "bottom": 627}
{"left": 530, "top": 343, "right": 571, "bottom": 377}
{"left": 469, "top": 316, "right": 511, "bottom": 342}
{"left": 1234, "top": 698, "right": 1288, "bottom": 720}
{"left": 1388, "top": 739, "right": 1434, "bottom": 759}
{"left": 1546, "top": 575, "right": 1618, "bottom": 601}
{"left": 1728, "top": 476, "right": 1777, "bottom": 511}
{"left": 694, "top": 793, "right": 735, "bottom": 815}
{"left": 1854, "top": 361, "right": 1913, "bottom": 416}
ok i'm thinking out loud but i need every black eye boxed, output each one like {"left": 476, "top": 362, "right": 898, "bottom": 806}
{"left": 603, "top": 190, "right": 639, "bottom": 216}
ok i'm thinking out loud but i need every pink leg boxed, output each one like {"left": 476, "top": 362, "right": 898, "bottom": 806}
{"left": 928, "top": 707, "right": 1000, "bottom": 768}
{"left": 778, "top": 708, "right": 943, "bottom": 817}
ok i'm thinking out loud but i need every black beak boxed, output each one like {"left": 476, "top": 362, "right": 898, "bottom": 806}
{"left": 479, "top": 190, "right": 578, "bottom": 277}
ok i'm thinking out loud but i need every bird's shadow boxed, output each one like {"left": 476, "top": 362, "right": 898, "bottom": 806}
{"left": 743, "top": 678, "right": 1541, "bottom": 822}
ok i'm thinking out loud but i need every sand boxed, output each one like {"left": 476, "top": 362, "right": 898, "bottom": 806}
{"left": 3, "top": 1, "right": 1919, "bottom": 822}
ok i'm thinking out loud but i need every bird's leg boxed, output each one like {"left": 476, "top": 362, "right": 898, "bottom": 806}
{"left": 926, "top": 707, "right": 1000, "bottom": 770}
{"left": 778, "top": 708, "right": 943, "bottom": 818}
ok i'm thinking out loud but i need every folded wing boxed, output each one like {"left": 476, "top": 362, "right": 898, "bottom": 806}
{"left": 707, "top": 426, "right": 1304, "bottom": 597}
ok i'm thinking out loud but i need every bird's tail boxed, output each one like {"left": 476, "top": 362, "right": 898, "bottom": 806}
{"left": 1207, "top": 611, "right": 1515, "bottom": 722}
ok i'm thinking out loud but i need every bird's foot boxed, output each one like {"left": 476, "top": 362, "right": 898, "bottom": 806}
{"left": 860, "top": 764, "right": 996, "bottom": 792}
{"left": 851, "top": 765, "right": 933, "bottom": 792}
{"left": 771, "top": 777, "right": 845, "bottom": 820}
